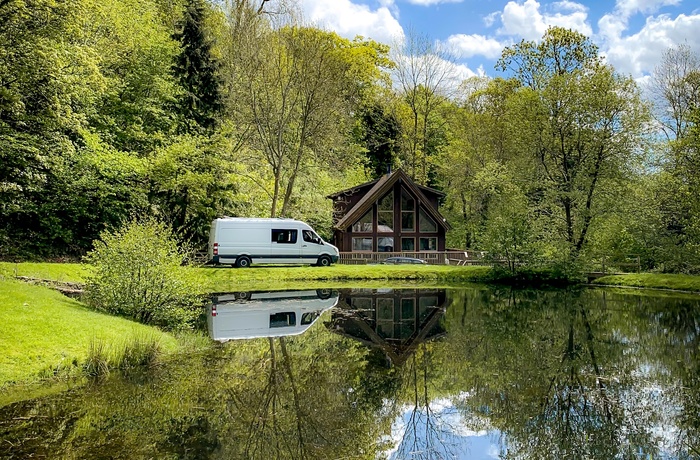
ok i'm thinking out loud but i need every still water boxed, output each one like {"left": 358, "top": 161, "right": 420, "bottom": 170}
{"left": 2, "top": 286, "right": 700, "bottom": 459}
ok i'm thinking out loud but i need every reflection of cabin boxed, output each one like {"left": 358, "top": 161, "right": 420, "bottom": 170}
{"left": 328, "top": 288, "right": 447, "bottom": 366}
{"left": 326, "top": 169, "right": 450, "bottom": 256}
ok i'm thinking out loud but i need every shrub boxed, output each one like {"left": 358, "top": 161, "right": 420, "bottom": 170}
{"left": 84, "top": 219, "right": 204, "bottom": 331}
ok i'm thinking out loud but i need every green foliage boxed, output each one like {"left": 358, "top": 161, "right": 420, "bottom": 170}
{"left": 83, "top": 219, "right": 205, "bottom": 330}
{"left": 84, "top": 335, "right": 162, "bottom": 379}
{"left": 147, "top": 133, "right": 237, "bottom": 246}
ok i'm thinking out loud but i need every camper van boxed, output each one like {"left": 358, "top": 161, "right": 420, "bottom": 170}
{"left": 208, "top": 217, "right": 339, "bottom": 267}
{"left": 207, "top": 290, "right": 339, "bottom": 341}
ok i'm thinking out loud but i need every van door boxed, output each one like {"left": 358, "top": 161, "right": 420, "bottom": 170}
{"left": 301, "top": 229, "right": 324, "bottom": 262}
{"left": 271, "top": 228, "right": 302, "bottom": 263}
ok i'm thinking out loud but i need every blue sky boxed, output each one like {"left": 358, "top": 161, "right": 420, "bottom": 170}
{"left": 295, "top": 0, "right": 700, "bottom": 82}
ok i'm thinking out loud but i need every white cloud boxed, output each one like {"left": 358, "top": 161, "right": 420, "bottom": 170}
{"left": 299, "top": 0, "right": 404, "bottom": 44}
{"left": 444, "top": 34, "right": 505, "bottom": 59}
{"left": 499, "top": 0, "right": 592, "bottom": 41}
{"left": 404, "top": 0, "right": 463, "bottom": 5}
{"left": 552, "top": 1, "right": 587, "bottom": 13}
{"left": 484, "top": 11, "right": 499, "bottom": 27}
{"left": 615, "top": 0, "right": 681, "bottom": 17}
{"left": 602, "top": 13, "right": 700, "bottom": 77}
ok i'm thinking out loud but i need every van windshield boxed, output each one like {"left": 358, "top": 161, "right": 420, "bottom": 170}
{"left": 303, "top": 230, "right": 321, "bottom": 244}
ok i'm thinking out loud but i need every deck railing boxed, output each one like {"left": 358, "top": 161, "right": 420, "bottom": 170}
{"left": 338, "top": 251, "right": 490, "bottom": 266}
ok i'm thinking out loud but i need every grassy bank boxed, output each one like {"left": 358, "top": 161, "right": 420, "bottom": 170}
{"left": 196, "top": 263, "right": 494, "bottom": 291}
{"left": 592, "top": 273, "right": 700, "bottom": 293}
{"left": 0, "top": 279, "right": 178, "bottom": 389}
{"left": 0, "top": 261, "right": 88, "bottom": 283}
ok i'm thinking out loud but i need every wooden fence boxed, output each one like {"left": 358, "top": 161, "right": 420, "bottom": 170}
{"left": 338, "top": 251, "right": 491, "bottom": 266}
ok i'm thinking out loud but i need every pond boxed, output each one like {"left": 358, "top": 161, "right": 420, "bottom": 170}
{"left": 2, "top": 286, "right": 700, "bottom": 459}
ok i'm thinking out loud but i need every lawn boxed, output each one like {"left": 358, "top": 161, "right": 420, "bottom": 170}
{"left": 592, "top": 273, "right": 700, "bottom": 292}
{"left": 0, "top": 279, "right": 177, "bottom": 388}
{"left": 0, "top": 262, "right": 89, "bottom": 283}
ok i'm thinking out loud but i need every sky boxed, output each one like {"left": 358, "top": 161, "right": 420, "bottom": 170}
{"left": 293, "top": 0, "right": 700, "bottom": 84}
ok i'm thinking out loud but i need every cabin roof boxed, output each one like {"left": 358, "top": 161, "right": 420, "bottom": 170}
{"left": 331, "top": 169, "right": 451, "bottom": 231}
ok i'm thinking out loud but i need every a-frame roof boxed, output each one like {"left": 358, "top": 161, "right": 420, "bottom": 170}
{"left": 333, "top": 169, "right": 451, "bottom": 231}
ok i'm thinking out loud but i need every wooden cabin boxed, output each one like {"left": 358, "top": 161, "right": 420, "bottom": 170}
{"left": 326, "top": 169, "right": 450, "bottom": 257}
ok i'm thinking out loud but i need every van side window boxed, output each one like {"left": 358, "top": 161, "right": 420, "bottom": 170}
{"left": 272, "top": 229, "right": 297, "bottom": 244}
{"left": 270, "top": 312, "right": 296, "bottom": 328}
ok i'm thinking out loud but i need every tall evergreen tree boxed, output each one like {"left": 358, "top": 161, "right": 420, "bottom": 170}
{"left": 172, "top": 0, "right": 222, "bottom": 133}
{"left": 358, "top": 103, "right": 400, "bottom": 180}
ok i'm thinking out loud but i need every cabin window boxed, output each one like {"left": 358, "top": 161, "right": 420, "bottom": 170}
{"left": 270, "top": 312, "right": 296, "bottom": 328}
{"left": 377, "top": 237, "right": 394, "bottom": 252}
{"left": 419, "top": 237, "right": 437, "bottom": 251}
{"left": 272, "top": 229, "right": 297, "bottom": 244}
{"left": 377, "top": 191, "right": 394, "bottom": 232}
{"left": 401, "top": 189, "right": 415, "bottom": 231}
{"left": 352, "top": 209, "right": 373, "bottom": 233}
{"left": 377, "top": 298, "right": 395, "bottom": 338}
{"left": 419, "top": 208, "right": 438, "bottom": 233}
{"left": 352, "top": 237, "right": 372, "bottom": 252}
{"left": 419, "top": 296, "right": 438, "bottom": 321}
{"left": 401, "top": 238, "right": 415, "bottom": 251}
{"left": 351, "top": 298, "right": 372, "bottom": 310}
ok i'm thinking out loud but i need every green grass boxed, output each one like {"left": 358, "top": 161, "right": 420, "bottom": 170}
{"left": 0, "top": 279, "right": 177, "bottom": 388}
{"left": 195, "top": 263, "right": 494, "bottom": 292}
{"left": 592, "top": 273, "right": 700, "bottom": 292}
{"left": 0, "top": 261, "right": 89, "bottom": 283}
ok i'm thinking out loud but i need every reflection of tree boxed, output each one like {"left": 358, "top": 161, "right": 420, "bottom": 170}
{"left": 627, "top": 293, "right": 700, "bottom": 457}
{"left": 228, "top": 337, "right": 321, "bottom": 459}
{"left": 0, "top": 327, "right": 392, "bottom": 460}
{"left": 390, "top": 344, "right": 460, "bottom": 460}
{"left": 215, "top": 331, "right": 394, "bottom": 460}
{"left": 445, "top": 288, "right": 661, "bottom": 459}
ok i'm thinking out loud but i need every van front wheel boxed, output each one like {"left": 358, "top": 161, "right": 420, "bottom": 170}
{"left": 236, "top": 256, "right": 252, "bottom": 268}
{"left": 316, "top": 255, "right": 332, "bottom": 267}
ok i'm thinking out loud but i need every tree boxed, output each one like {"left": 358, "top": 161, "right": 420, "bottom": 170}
{"left": 355, "top": 102, "right": 401, "bottom": 180}
{"left": 497, "top": 27, "right": 650, "bottom": 261}
{"left": 392, "top": 31, "right": 457, "bottom": 185}
{"left": 223, "top": 4, "right": 390, "bottom": 218}
{"left": 172, "top": 0, "right": 223, "bottom": 134}
{"left": 648, "top": 44, "right": 700, "bottom": 141}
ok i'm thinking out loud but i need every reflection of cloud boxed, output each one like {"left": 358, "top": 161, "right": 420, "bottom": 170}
{"left": 382, "top": 398, "right": 498, "bottom": 459}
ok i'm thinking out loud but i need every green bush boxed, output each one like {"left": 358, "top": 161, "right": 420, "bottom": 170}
{"left": 84, "top": 219, "right": 204, "bottom": 330}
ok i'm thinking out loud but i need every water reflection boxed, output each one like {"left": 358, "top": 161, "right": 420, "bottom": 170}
{"left": 208, "top": 289, "right": 339, "bottom": 341}
{"left": 331, "top": 288, "right": 447, "bottom": 366}
{"left": 2, "top": 287, "right": 700, "bottom": 459}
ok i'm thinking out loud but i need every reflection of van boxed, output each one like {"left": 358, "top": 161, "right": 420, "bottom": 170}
{"left": 208, "top": 218, "right": 339, "bottom": 267}
{"left": 207, "top": 290, "right": 339, "bottom": 341}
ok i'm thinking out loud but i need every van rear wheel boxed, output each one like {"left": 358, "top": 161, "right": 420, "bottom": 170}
{"left": 236, "top": 256, "right": 252, "bottom": 268}
{"left": 316, "top": 255, "right": 332, "bottom": 267}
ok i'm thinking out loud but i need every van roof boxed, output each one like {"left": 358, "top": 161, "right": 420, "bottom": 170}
{"left": 216, "top": 217, "right": 300, "bottom": 223}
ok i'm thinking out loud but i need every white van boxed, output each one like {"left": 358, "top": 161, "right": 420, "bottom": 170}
{"left": 207, "top": 290, "right": 339, "bottom": 341}
{"left": 208, "top": 217, "right": 339, "bottom": 267}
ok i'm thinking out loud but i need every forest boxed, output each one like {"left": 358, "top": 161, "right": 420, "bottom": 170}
{"left": 1, "top": 0, "right": 699, "bottom": 273}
